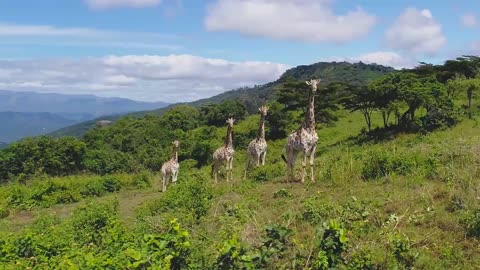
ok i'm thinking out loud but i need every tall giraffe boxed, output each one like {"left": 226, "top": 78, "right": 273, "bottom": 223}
{"left": 244, "top": 105, "right": 269, "bottom": 178}
{"left": 281, "top": 79, "right": 321, "bottom": 183}
{"left": 161, "top": 140, "right": 180, "bottom": 192}
{"left": 212, "top": 118, "right": 235, "bottom": 183}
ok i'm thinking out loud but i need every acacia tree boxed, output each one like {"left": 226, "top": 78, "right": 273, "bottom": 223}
{"left": 369, "top": 76, "right": 398, "bottom": 128}
{"left": 341, "top": 85, "right": 376, "bottom": 132}
{"left": 275, "top": 77, "right": 343, "bottom": 126}
{"left": 446, "top": 73, "right": 480, "bottom": 118}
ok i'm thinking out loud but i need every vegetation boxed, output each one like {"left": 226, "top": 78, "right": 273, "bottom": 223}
{"left": 1, "top": 57, "right": 480, "bottom": 268}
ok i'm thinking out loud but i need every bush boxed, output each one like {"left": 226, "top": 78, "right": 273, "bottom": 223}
{"left": 462, "top": 208, "right": 480, "bottom": 238}
{"left": 361, "top": 148, "right": 438, "bottom": 180}
{"left": 137, "top": 173, "right": 214, "bottom": 225}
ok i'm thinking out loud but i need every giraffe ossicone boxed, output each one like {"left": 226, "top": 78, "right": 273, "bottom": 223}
{"left": 281, "top": 78, "right": 321, "bottom": 183}
{"left": 244, "top": 105, "right": 269, "bottom": 178}
{"left": 161, "top": 140, "right": 180, "bottom": 192}
{"left": 212, "top": 118, "right": 235, "bottom": 183}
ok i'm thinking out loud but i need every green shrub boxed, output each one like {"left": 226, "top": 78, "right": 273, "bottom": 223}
{"left": 361, "top": 148, "right": 438, "bottom": 180}
{"left": 250, "top": 163, "right": 284, "bottom": 182}
{"left": 102, "top": 175, "right": 122, "bottom": 192}
{"left": 462, "top": 208, "right": 480, "bottom": 238}
{"left": 137, "top": 173, "right": 213, "bottom": 225}
{"left": 312, "top": 220, "right": 349, "bottom": 269}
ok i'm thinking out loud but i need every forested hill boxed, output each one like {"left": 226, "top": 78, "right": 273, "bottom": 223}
{"left": 0, "top": 142, "right": 7, "bottom": 149}
{"left": 50, "top": 61, "right": 395, "bottom": 138}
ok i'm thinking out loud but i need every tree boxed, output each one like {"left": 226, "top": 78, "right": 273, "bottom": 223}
{"left": 275, "top": 77, "right": 343, "bottom": 126}
{"left": 446, "top": 74, "right": 480, "bottom": 118}
{"left": 341, "top": 85, "right": 376, "bottom": 132}
{"left": 200, "top": 100, "right": 247, "bottom": 126}
{"left": 369, "top": 76, "right": 399, "bottom": 128}
{"left": 159, "top": 105, "right": 201, "bottom": 132}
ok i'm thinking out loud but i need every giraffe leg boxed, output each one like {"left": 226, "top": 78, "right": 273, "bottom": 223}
{"left": 287, "top": 150, "right": 296, "bottom": 183}
{"left": 244, "top": 153, "right": 251, "bottom": 179}
{"left": 213, "top": 162, "right": 218, "bottom": 184}
{"left": 261, "top": 150, "right": 266, "bottom": 166}
{"left": 228, "top": 157, "right": 234, "bottom": 182}
{"left": 309, "top": 145, "right": 317, "bottom": 183}
{"left": 162, "top": 173, "right": 167, "bottom": 192}
{"left": 301, "top": 151, "right": 307, "bottom": 184}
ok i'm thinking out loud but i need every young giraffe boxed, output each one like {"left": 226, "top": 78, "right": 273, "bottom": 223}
{"left": 281, "top": 79, "right": 321, "bottom": 183}
{"left": 244, "top": 105, "right": 269, "bottom": 178}
{"left": 212, "top": 118, "right": 235, "bottom": 183}
{"left": 160, "top": 140, "right": 180, "bottom": 192}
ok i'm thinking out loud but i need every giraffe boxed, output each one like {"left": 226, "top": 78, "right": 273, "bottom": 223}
{"left": 244, "top": 105, "right": 269, "bottom": 178}
{"left": 160, "top": 140, "right": 180, "bottom": 192}
{"left": 281, "top": 79, "right": 321, "bottom": 183}
{"left": 212, "top": 118, "right": 235, "bottom": 183}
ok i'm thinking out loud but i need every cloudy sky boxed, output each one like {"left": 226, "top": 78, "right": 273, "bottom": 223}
{"left": 0, "top": 0, "right": 478, "bottom": 102}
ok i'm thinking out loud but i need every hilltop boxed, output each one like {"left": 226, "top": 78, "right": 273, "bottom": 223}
{"left": 49, "top": 61, "right": 394, "bottom": 138}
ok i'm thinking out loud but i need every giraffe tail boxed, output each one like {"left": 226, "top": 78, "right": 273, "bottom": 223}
{"left": 281, "top": 147, "right": 287, "bottom": 163}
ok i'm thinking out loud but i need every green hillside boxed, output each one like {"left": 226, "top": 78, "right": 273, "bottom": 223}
{"left": 49, "top": 61, "right": 394, "bottom": 138}
{"left": 1, "top": 56, "right": 480, "bottom": 269}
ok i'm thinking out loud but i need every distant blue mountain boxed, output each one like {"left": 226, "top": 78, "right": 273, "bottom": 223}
{"left": 0, "top": 90, "right": 169, "bottom": 143}
{"left": 0, "top": 90, "right": 168, "bottom": 116}
{"left": 0, "top": 141, "right": 7, "bottom": 149}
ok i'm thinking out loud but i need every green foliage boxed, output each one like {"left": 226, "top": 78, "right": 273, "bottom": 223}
{"left": 137, "top": 174, "right": 214, "bottom": 225}
{"left": 125, "top": 219, "right": 191, "bottom": 270}
{"left": 200, "top": 100, "right": 247, "bottom": 127}
{"left": 389, "top": 233, "right": 419, "bottom": 269}
{"left": 0, "top": 174, "right": 151, "bottom": 215}
{"left": 461, "top": 208, "right": 480, "bottom": 238}
{"left": 361, "top": 148, "right": 438, "bottom": 180}
{"left": 0, "top": 136, "right": 86, "bottom": 183}
{"left": 159, "top": 105, "right": 202, "bottom": 132}
{"left": 312, "top": 220, "right": 349, "bottom": 269}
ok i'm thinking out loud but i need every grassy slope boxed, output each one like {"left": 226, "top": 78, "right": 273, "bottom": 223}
{"left": 2, "top": 111, "right": 480, "bottom": 268}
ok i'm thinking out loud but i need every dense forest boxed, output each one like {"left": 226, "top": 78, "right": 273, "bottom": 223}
{"left": 1, "top": 56, "right": 480, "bottom": 269}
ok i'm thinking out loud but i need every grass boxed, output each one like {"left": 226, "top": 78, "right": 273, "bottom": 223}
{"left": 2, "top": 111, "right": 480, "bottom": 268}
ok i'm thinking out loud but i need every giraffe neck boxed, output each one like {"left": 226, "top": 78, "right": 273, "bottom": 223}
{"left": 302, "top": 91, "right": 315, "bottom": 131}
{"left": 256, "top": 115, "right": 266, "bottom": 140}
{"left": 171, "top": 146, "right": 178, "bottom": 162}
{"left": 224, "top": 125, "right": 233, "bottom": 147}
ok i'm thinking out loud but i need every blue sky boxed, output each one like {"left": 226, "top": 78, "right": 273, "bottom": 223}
{"left": 0, "top": 0, "right": 479, "bottom": 102}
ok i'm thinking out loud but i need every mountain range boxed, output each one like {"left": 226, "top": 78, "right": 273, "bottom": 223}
{"left": 0, "top": 90, "right": 169, "bottom": 143}
{"left": 50, "top": 61, "right": 395, "bottom": 138}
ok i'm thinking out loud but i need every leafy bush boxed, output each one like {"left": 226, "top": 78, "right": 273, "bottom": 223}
{"left": 362, "top": 148, "right": 438, "bottom": 180}
{"left": 125, "top": 219, "right": 191, "bottom": 270}
{"left": 312, "top": 220, "right": 349, "bottom": 269}
{"left": 462, "top": 208, "right": 480, "bottom": 238}
{"left": 137, "top": 173, "right": 214, "bottom": 225}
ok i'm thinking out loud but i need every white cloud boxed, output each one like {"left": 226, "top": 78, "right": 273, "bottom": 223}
{"left": 385, "top": 8, "right": 446, "bottom": 55}
{"left": 0, "top": 23, "right": 104, "bottom": 37}
{"left": 0, "top": 23, "right": 180, "bottom": 51}
{"left": 0, "top": 55, "right": 289, "bottom": 103}
{"left": 205, "top": 0, "right": 376, "bottom": 43}
{"left": 328, "top": 51, "right": 416, "bottom": 69}
{"left": 85, "top": 0, "right": 162, "bottom": 10}
{"left": 461, "top": 13, "right": 477, "bottom": 28}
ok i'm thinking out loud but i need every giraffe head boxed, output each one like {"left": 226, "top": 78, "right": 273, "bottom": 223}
{"left": 226, "top": 118, "right": 235, "bottom": 127}
{"left": 305, "top": 78, "right": 322, "bottom": 93}
{"left": 258, "top": 105, "right": 269, "bottom": 117}
{"left": 172, "top": 140, "right": 180, "bottom": 148}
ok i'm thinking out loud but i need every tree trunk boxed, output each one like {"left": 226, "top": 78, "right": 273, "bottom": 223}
{"left": 363, "top": 111, "right": 372, "bottom": 132}
{"left": 467, "top": 88, "right": 473, "bottom": 119}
